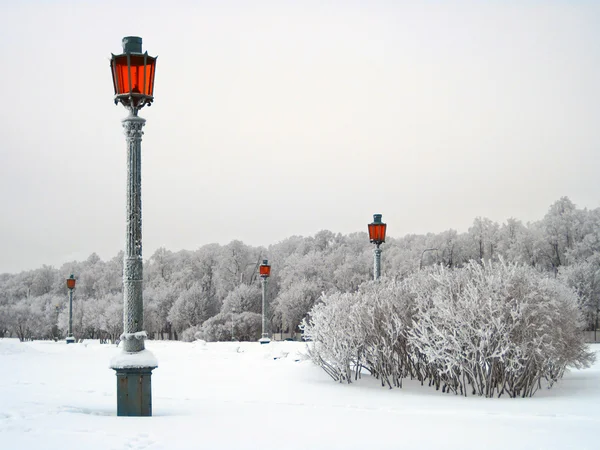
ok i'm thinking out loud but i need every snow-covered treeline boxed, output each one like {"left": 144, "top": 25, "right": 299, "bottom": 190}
{"left": 302, "top": 261, "right": 595, "bottom": 397}
{"left": 0, "top": 196, "right": 598, "bottom": 343}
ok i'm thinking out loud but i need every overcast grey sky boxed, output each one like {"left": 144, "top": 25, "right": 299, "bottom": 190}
{"left": 0, "top": 0, "right": 599, "bottom": 274}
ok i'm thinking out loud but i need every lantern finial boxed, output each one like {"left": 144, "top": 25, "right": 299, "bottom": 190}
{"left": 122, "top": 36, "right": 143, "bottom": 53}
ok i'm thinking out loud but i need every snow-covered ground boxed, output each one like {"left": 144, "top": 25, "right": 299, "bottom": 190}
{"left": 1, "top": 339, "right": 599, "bottom": 450}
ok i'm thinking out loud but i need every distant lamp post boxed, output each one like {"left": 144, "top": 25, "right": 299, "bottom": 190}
{"left": 368, "top": 214, "right": 387, "bottom": 280}
{"left": 231, "top": 307, "right": 236, "bottom": 341}
{"left": 259, "top": 260, "right": 271, "bottom": 344}
{"left": 54, "top": 304, "right": 60, "bottom": 341}
{"left": 66, "top": 275, "right": 76, "bottom": 344}
{"left": 108, "top": 36, "right": 158, "bottom": 417}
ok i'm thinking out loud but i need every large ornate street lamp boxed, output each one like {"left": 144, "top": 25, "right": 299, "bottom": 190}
{"left": 368, "top": 214, "right": 387, "bottom": 280}
{"left": 108, "top": 36, "right": 157, "bottom": 417}
{"left": 66, "top": 275, "right": 76, "bottom": 344}
{"left": 259, "top": 260, "right": 271, "bottom": 344}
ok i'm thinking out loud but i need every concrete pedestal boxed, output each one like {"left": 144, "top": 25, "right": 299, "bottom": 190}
{"left": 114, "top": 367, "right": 155, "bottom": 416}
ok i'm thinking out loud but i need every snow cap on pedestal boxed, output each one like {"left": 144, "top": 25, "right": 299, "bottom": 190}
{"left": 109, "top": 348, "right": 158, "bottom": 370}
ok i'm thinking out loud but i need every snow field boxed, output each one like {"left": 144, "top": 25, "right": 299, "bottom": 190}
{"left": 1, "top": 339, "right": 599, "bottom": 450}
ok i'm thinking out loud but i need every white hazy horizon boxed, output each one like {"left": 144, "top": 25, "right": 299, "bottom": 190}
{"left": 1, "top": 0, "right": 599, "bottom": 274}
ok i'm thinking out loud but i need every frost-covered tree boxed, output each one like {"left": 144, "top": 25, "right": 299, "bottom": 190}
{"left": 467, "top": 217, "right": 500, "bottom": 262}
{"left": 275, "top": 279, "right": 322, "bottom": 335}
{"left": 559, "top": 256, "right": 600, "bottom": 334}
{"left": 0, "top": 304, "right": 10, "bottom": 337}
{"left": 221, "top": 284, "right": 262, "bottom": 314}
{"left": 168, "top": 283, "right": 220, "bottom": 334}
{"left": 145, "top": 247, "right": 174, "bottom": 285}
{"left": 217, "top": 240, "right": 262, "bottom": 296}
{"left": 143, "top": 285, "right": 178, "bottom": 339}
{"left": 9, "top": 296, "right": 50, "bottom": 341}
{"left": 538, "top": 197, "right": 585, "bottom": 272}
{"left": 0, "top": 196, "right": 597, "bottom": 345}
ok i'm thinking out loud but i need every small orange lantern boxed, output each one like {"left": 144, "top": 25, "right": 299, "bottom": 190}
{"left": 66, "top": 274, "right": 76, "bottom": 290}
{"left": 259, "top": 260, "right": 271, "bottom": 278}
{"left": 368, "top": 214, "right": 387, "bottom": 246}
{"left": 110, "top": 36, "right": 157, "bottom": 109}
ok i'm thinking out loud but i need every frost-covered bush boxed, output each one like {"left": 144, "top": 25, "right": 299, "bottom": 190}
{"left": 180, "top": 325, "right": 203, "bottom": 342}
{"left": 193, "top": 312, "right": 262, "bottom": 342}
{"left": 409, "top": 262, "right": 594, "bottom": 397}
{"left": 301, "top": 291, "right": 368, "bottom": 383}
{"left": 302, "top": 261, "right": 595, "bottom": 397}
{"left": 303, "top": 279, "right": 424, "bottom": 387}
{"left": 231, "top": 312, "right": 262, "bottom": 341}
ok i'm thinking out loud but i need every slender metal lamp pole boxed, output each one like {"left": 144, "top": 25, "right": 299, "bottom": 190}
{"left": 259, "top": 260, "right": 271, "bottom": 344}
{"left": 261, "top": 277, "right": 268, "bottom": 339}
{"left": 231, "top": 307, "right": 236, "bottom": 341}
{"left": 66, "top": 274, "right": 76, "bottom": 343}
{"left": 68, "top": 288, "right": 74, "bottom": 340}
{"left": 122, "top": 112, "right": 146, "bottom": 353}
{"left": 69, "top": 289, "right": 73, "bottom": 334}
{"left": 374, "top": 245, "right": 382, "bottom": 281}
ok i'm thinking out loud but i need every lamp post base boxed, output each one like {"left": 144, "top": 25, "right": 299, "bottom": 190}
{"left": 259, "top": 337, "right": 271, "bottom": 345}
{"left": 113, "top": 367, "right": 155, "bottom": 416}
{"left": 66, "top": 336, "right": 75, "bottom": 344}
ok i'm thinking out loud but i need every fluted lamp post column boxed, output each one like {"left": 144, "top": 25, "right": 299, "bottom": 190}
{"left": 108, "top": 36, "right": 158, "bottom": 417}
{"left": 259, "top": 260, "right": 271, "bottom": 344}
{"left": 66, "top": 275, "right": 76, "bottom": 344}
{"left": 368, "top": 214, "right": 387, "bottom": 280}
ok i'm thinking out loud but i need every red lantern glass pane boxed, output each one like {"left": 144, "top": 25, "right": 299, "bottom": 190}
{"left": 146, "top": 58, "right": 156, "bottom": 96}
{"left": 368, "top": 223, "right": 387, "bottom": 243}
{"left": 111, "top": 54, "right": 156, "bottom": 97}
{"left": 259, "top": 265, "right": 271, "bottom": 277}
{"left": 66, "top": 278, "right": 76, "bottom": 289}
{"left": 112, "top": 55, "right": 128, "bottom": 95}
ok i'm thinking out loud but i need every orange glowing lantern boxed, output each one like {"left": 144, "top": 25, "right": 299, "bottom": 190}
{"left": 110, "top": 36, "right": 157, "bottom": 109}
{"left": 368, "top": 214, "right": 387, "bottom": 246}
{"left": 66, "top": 274, "right": 76, "bottom": 290}
{"left": 259, "top": 260, "right": 271, "bottom": 278}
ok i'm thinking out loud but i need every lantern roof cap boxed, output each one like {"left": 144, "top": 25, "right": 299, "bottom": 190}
{"left": 372, "top": 214, "right": 383, "bottom": 224}
{"left": 261, "top": 259, "right": 269, "bottom": 265}
{"left": 122, "top": 36, "right": 143, "bottom": 53}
